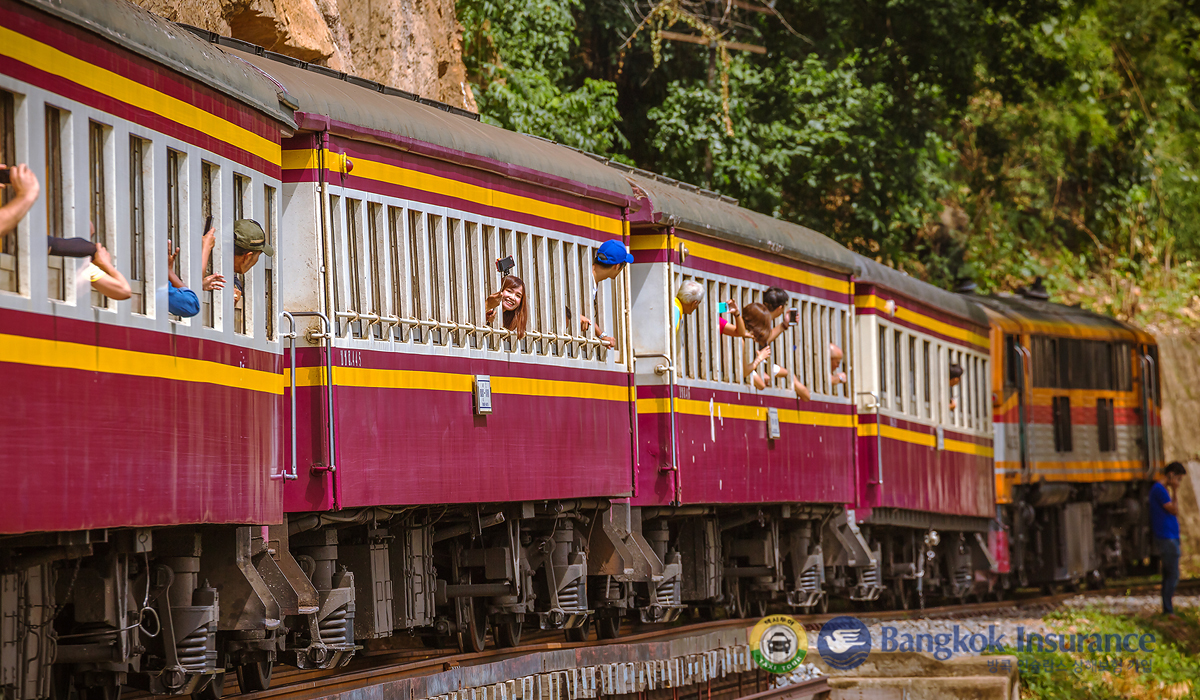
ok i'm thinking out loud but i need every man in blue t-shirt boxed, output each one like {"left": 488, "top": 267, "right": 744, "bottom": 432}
{"left": 1149, "top": 461, "right": 1188, "bottom": 615}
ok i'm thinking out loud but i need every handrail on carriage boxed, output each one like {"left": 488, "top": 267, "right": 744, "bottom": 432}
{"left": 279, "top": 311, "right": 337, "bottom": 482}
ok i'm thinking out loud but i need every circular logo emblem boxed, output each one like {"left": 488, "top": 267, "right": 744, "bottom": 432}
{"left": 817, "top": 616, "right": 871, "bottom": 670}
{"left": 748, "top": 615, "right": 808, "bottom": 673}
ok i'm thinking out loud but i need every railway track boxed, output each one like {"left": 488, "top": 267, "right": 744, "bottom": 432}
{"left": 167, "top": 578, "right": 1195, "bottom": 700}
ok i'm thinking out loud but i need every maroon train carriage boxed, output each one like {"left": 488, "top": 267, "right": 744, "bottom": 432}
{"left": 850, "top": 255, "right": 998, "bottom": 609}
{"left": 220, "top": 43, "right": 642, "bottom": 650}
{"left": 0, "top": 1, "right": 325, "bottom": 699}
{"left": 617, "top": 171, "right": 878, "bottom": 621}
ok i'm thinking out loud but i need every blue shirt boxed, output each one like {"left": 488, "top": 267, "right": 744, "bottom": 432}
{"left": 1149, "top": 481, "right": 1179, "bottom": 540}
{"left": 169, "top": 285, "right": 200, "bottom": 318}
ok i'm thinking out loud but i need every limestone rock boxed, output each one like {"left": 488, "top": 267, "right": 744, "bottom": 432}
{"left": 131, "top": 0, "right": 477, "bottom": 112}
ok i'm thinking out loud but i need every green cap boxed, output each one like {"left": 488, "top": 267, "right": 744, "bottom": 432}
{"left": 233, "top": 219, "right": 274, "bottom": 256}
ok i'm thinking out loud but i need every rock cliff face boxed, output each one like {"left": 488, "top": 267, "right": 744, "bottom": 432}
{"left": 134, "top": 0, "right": 477, "bottom": 111}
{"left": 1157, "top": 332, "right": 1200, "bottom": 577}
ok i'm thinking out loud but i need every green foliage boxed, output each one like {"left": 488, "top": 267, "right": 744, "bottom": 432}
{"left": 457, "top": 0, "right": 1200, "bottom": 325}
{"left": 646, "top": 53, "right": 949, "bottom": 268}
{"left": 459, "top": 0, "right": 627, "bottom": 154}
{"left": 1000, "top": 606, "right": 1200, "bottom": 699}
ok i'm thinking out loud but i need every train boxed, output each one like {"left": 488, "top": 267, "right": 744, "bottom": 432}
{"left": 0, "top": 0, "right": 1165, "bottom": 699}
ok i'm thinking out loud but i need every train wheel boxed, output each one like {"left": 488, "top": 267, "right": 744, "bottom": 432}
{"left": 236, "top": 661, "right": 272, "bottom": 693}
{"left": 596, "top": 615, "right": 621, "bottom": 640}
{"left": 495, "top": 621, "right": 522, "bottom": 648}
{"left": 195, "top": 673, "right": 226, "bottom": 700}
{"left": 815, "top": 594, "right": 829, "bottom": 615}
{"left": 751, "top": 599, "right": 768, "bottom": 618}
{"left": 564, "top": 619, "right": 589, "bottom": 642}
{"left": 459, "top": 597, "right": 488, "bottom": 653}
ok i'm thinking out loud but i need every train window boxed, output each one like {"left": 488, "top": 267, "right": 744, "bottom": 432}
{"left": 347, "top": 199, "right": 365, "bottom": 338}
{"left": 1097, "top": 398, "right": 1116, "bottom": 452}
{"left": 233, "top": 174, "right": 251, "bottom": 334}
{"left": 1114, "top": 343, "right": 1133, "bottom": 391}
{"left": 677, "top": 273, "right": 692, "bottom": 378}
{"left": 922, "top": 341, "right": 931, "bottom": 419}
{"left": 979, "top": 362, "right": 988, "bottom": 422}
{"left": 934, "top": 344, "right": 943, "bottom": 424}
{"left": 264, "top": 185, "right": 277, "bottom": 340}
{"left": 405, "top": 210, "right": 425, "bottom": 342}
{"left": 1003, "top": 335, "right": 1020, "bottom": 388}
{"left": 0, "top": 90, "right": 17, "bottom": 294}
{"left": 810, "top": 306, "right": 821, "bottom": 394}
{"left": 166, "top": 149, "right": 183, "bottom": 320}
{"left": 963, "top": 353, "right": 972, "bottom": 429}
{"left": 700, "top": 278, "right": 710, "bottom": 377}
{"left": 464, "top": 221, "right": 485, "bottom": 349}
{"left": 839, "top": 309, "right": 849, "bottom": 398}
{"left": 365, "top": 203, "right": 383, "bottom": 340}
{"left": 1096, "top": 342, "right": 1113, "bottom": 390}
{"left": 878, "top": 325, "right": 888, "bottom": 408}
{"left": 200, "top": 161, "right": 218, "bottom": 328}
{"left": 428, "top": 214, "right": 446, "bottom": 344}
{"left": 1031, "top": 336, "right": 1057, "bottom": 388}
{"left": 329, "top": 195, "right": 345, "bottom": 333}
{"left": 530, "top": 233, "right": 548, "bottom": 355}
{"left": 45, "top": 106, "right": 68, "bottom": 301}
{"left": 893, "top": 328, "right": 903, "bottom": 412}
{"left": 814, "top": 306, "right": 824, "bottom": 394}
{"left": 89, "top": 121, "right": 113, "bottom": 308}
{"left": 1062, "top": 338, "right": 1083, "bottom": 389}
{"left": 907, "top": 335, "right": 917, "bottom": 417}
{"left": 562, "top": 240, "right": 580, "bottom": 355}
{"left": 1052, "top": 396, "right": 1073, "bottom": 452}
{"left": 387, "top": 206, "right": 407, "bottom": 340}
{"left": 532, "top": 231, "right": 550, "bottom": 354}
{"left": 974, "top": 356, "right": 984, "bottom": 427}
{"left": 952, "top": 349, "right": 964, "bottom": 427}
{"left": 128, "top": 136, "right": 149, "bottom": 315}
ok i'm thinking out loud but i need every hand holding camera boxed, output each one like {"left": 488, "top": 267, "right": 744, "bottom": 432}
{"left": 0, "top": 164, "right": 40, "bottom": 203}
{"left": 495, "top": 255, "right": 515, "bottom": 277}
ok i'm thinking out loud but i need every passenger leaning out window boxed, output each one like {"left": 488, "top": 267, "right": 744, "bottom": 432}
{"left": 166, "top": 240, "right": 200, "bottom": 318}
{"left": 948, "top": 362, "right": 963, "bottom": 411}
{"left": 741, "top": 299, "right": 809, "bottom": 399}
{"left": 830, "top": 343, "right": 847, "bottom": 386}
{"left": 1, "top": 165, "right": 99, "bottom": 259}
{"left": 718, "top": 298, "right": 747, "bottom": 338}
{"left": 673, "top": 280, "right": 705, "bottom": 336}
{"left": 231, "top": 219, "right": 273, "bottom": 304}
{"left": 580, "top": 239, "right": 632, "bottom": 349}
{"left": 0, "top": 163, "right": 39, "bottom": 236}
{"left": 486, "top": 274, "right": 528, "bottom": 339}
{"left": 83, "top": 222, "right": 131, "bottom": 301}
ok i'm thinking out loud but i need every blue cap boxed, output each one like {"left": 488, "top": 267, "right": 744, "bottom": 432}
{"left": 596, "top": 239, "right": 633, "bottom": 265}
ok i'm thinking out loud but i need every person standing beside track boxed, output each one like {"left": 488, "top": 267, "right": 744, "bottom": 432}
{"left": 1149, "top": 461, "right": 1187, "bottom": 617}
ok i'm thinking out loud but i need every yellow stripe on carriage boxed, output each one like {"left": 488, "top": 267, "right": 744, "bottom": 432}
{"left": 855, "top": 294, "right": 989, "bottom": 349}
{"left": 635, "top": 397, "right": 855, "bottom": 428}
{"left": 282, "top": 149, "right": 624, "bottom": 236}
{"left": 289, "top": 365, "right": 630, "bottom": 402}
{"left": 857, "top": 421, "right": 994, "bottom": 458}
{"left": 681, "top": 239, "right": 850, "bottom": 295}
{"left": 0, "top": 26, "right": 280, "bottom": 166}
{"left": 0, "top": 333, "right": 283, "bottom": 394}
